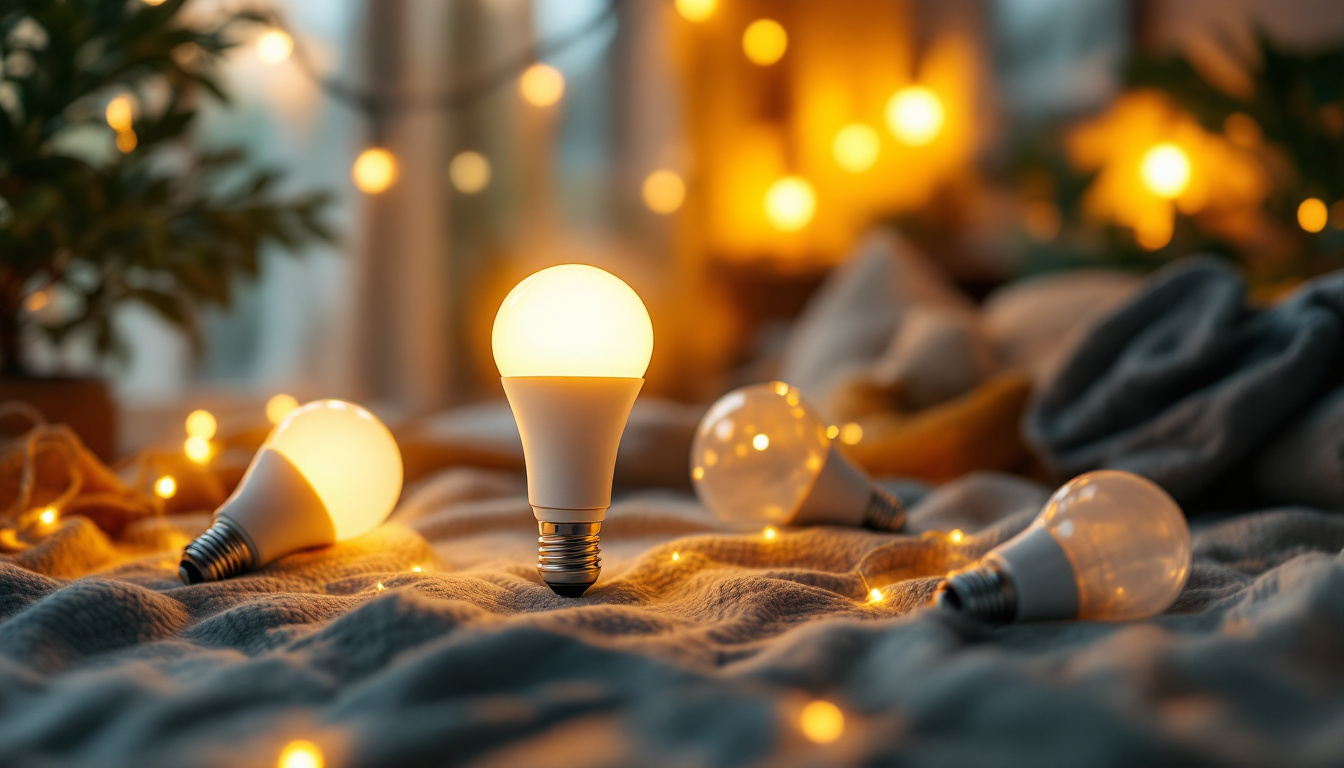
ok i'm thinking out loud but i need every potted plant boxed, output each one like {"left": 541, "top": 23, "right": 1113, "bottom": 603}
{"left": 0, "top": 0, "right": 332, "bottom": 458}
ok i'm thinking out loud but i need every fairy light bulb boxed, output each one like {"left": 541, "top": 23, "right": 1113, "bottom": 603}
{"left": 179, "top": 400, "right": 403, "bottom": 584}
{"left": 690, "top": 383, "right": 904, "bottom": 531}
{"left": 493, "top": 265, "right": 652, "bottom": 597}
{"left": 935, "top": 470, "right": 1190, "bottom": 622}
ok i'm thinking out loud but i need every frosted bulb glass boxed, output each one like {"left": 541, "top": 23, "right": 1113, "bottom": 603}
{"left": 179, "top": 400, "right": 403, "bottom": 584}
{"left": 493, "top": 265, "right": 652, "bottom": 598}
{"left": 691, "top": 383, "right": 904, "bottom": 531}
{"left": 936, "top": 470, "right": 1191, "bottom": 622}
{"left": 492, "top": 264, "right": 653, "bottom": 378}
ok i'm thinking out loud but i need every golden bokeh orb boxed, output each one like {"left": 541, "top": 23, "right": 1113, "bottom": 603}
{"left": 885, "top": 86, "right": 944, "bottom": 146}
{"left": 742, "top": 19, "right": 787, "bottom": 66}
{"left": 519, "top": 64, "right": 565, "bottom": 107}
{"left": 764, "top": 176, "right": 816, "bottom": 232}
{"left": 675, "top": 0, "right": 716, "bottom": 23}
{"left": 799, "top": 700, "right": 845, "bottom": 744}
{"left": 255, "top": 29, "right": 294, "bottom": 66}
{"left": 642, "top": 169, "right": 686, "bottom": 214}
{"left": 1139, "top": 143, "right": 1191, "bottom": 200}
{"left": 352, "top": 148, "right": 398, "bottom": 194}
{"left": 449, "top": 151, "right": 492, "bottom": 194}
{"left": 832, "top": 124, "right": 880, "bottom": 173}
{"left": 1298, "top": 197, "right": 1328, "bottom": 233}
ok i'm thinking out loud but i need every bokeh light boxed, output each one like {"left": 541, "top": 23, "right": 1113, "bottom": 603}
{"left": 799, "top": 700, "right": 845, "bottom": 744}
{"left": 1298, "top": 197, "right": 1328, "bottom": 233}
{"left": 277, "top": 740, "right": 323, "bottom": 768}
{"left": 255, "top": 29, "right": 294, "bottom": 66}
{"left": 267, "top": 394, "right": 300, "bottom": 424}
{"left": 832, "top": 124, "right": 880, "bottom": 173}
{"left": 154, "top": 475, "right": 177, "bottom": 499}
{"left": 675, "top": 0, "right": 716, "bottom": 22}
{"left": 449, "top": 151, "right": 492, "bottom": 194}
{"left": 742, "top": 19, "right": 787, "bottom": 66}
{"left": 642, "top": 169, "right": 686, "bottom": 214}
{"left": 185, "top": 409, "right": 217, "bottom": 440}
{"left": 764, "top": 176, "right": 816, "bottom": 232}
{"left": 39, "top": 507, "right": 56, "bottom": 526}
{"left": 839, "top": 423, "right": 863, "bottom": 445}
{"left": 185, "top": 436, "right": 212, "bottom": 465}
{"left": 885, "top": 86, "right": 944, "bottom": 146}
{"left": 116, "top": 130, "right": 137, "bottom": 153}
{"left": 763, "top": 526, "right": 778, "bottom": 540}
{"left": 352, "top": 148, "right": 398, "bottom": 194}
{"left": 519, "top": 64, "right": 565, "bottom": 107}
{"left": 1139, "top": 143, "right": 1191, "bottom": 199}
{"left": 1135, "top": 207, "right": 1173, "bottom": 250}
{"left": 106, "top": 95, "right": 134, "bottom": 132}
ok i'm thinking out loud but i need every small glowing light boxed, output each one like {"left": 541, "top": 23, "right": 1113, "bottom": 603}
{"left": 772, "top": 382, "right": 789, "bottom": 397}
{"left": 868, "top": 588, "right": 883, "bottom": 603}
{"left": 832, "top": 124, "right": 880, "bottom": 173}
{"left": 642, "top": 169, "right": 686, "bottom": 214}
{"left": 764, "top": 176, "right": 816, "bottom": 232}
{"left": 154, "top": 475, "right": 177, "bottom": 499}
{"left": 277, "top": 740, "right": 323, "bottom": 768}
{"left": 449, "top": 151, "right": 492, "bottom": 194}
{"left": 184, "top": 436, "right": 213, "bottom": 465}
{"left": 116, "top": 130, "right": 137, "bottom": 153}
{"left": 763, "top": 526, "right": 778, "bottom": 541}
{"left": 375, "top": 582, "right": 385, "bottom": 593}
{"left": 411, "top": 566, "right": 423, "bottom": 573}
{"left": 185, "top": 409, "right": 217, "bottom": 440}
{"left": 799, "top": 700, "right": 845, "bottom": 744}
{"left": 752, "top": 433, "right": 770, "bottom": 451}
{"left": 839, "top": 423, "right": 863, "bottom": 445}
{"left": 267, "top": 393, "right": 300, "bottom": 424}
{"left": 885, "top": 86, "right": 944, "bottom": 147}
{"left": 691, "top": 466, "right": 705, "bottom": 480}
{"left": 255, "top": 29, "right": 294, "bottom": 66}
{"left": 23, "top": 290, "right": 50, "bottom": 313}
{"left": 825, "top": 425, "right": 840, "bottom": 440}
{"left": 671, "top": 551, "right": 680, "bottom": 562}
{"left": 742, "top": 19, "right": 787, "bottom": 66}
{"left": 141, "top": 0, "right": 167, "bottom": 5}
{"left": 106, "top": 95, "right": 134, "bottom": 132}
{"left": 1298, "top": 198, "right": 1328, "bottom": 233}
{"left": 353, "top": 148, "right": 398, "bottom": 194}
{"left": 948, "top": 529, "right": 964, "bottom": 544}
{"left": 1135, "top": 208, "right": 1173, "bottom": 251}
{"left": 1140, "top": 143, "right": 1191, "bottom": 200}
{"left": 39, "top": 508, "right": 56, "bottom": 526}
{"left": 675, "top": 0, "right": 715, "bottom": 22}
{"left": 519, "top": 64, "right": 565, "bottom": 107}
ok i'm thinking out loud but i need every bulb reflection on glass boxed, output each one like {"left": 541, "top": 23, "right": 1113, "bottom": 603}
{"left": 690, "top": 383, "right": 903, "bottom": 531}
{"left": 935, "top": 470, "right": 1191, "bottom": 622}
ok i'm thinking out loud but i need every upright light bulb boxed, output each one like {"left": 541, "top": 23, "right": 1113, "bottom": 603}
{"left": 179, "top": 400, "right": 403, "bottom": 584}
{"left": 493, "top": 265, "right": 653, "bottom": 597}
{"left": 935, "top": 470, "right": 1190, "bottom": 622}
{"left": 690, "top": 383, "right": 904, "bottom": 531}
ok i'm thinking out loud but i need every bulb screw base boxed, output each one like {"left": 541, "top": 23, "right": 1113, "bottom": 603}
{"left": 180, "top": 517, "right": 256, "bottom": 585}
{"left": 934, "top": 564, "right": 1018, "bottom": 623}
{"left": 861, "top": 487, "right": 906, "bottom": 532}
{"left": 537, "top": 521, "right": 601, "bottom": 598}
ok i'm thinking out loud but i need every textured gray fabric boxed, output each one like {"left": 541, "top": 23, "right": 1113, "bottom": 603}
{"left": 3, "top": 469, "right": 1344, "bottom": 767}
{"left": 1026, "top": 258, "right": 1344, "bottom": 505}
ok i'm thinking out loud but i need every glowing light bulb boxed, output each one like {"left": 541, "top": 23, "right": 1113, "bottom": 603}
{"left": 179, "top": 400, "right": 403, "bottom": 584}
{"left": 935, "top": 470, "right": 1190, "bottom": 622}
{"left": 885, "top": 86, "right": 944, "bottom": 146}
{"left": 832, "top": 124, "right": 880, "bottom": 173}
{"left": 185, "top": 409, "right": 217, "bottom": 439}
{"left": 256, "top": 29, "right": 293, "bottom": 65}
{"left": 352, "top": 148, "right": 397, "bottom": 194}
{"left": 267, "top": 393, "right": 300, "bottom": 424}
{"left": 642, "top": 169, "right": 686, "bottom": 214}
{"left": 449, "top": 151, "right": 492, "bottom": 194}
{"left": 691, "top": 383, "right": 904, "bottom": 531}
{"left": 1140, "top": 143, "right": 1191, "bottom": 200}
{"left": 764, "top": 176, "right": 816, "bottom": 232}
{"left": 742, "top": 19, "right": 787, "bottom": 66}
{"left": 675, "top": 0, "right": 715, "bottom": 22}
{"left": 519, "top": 64, "right": 564, "bottom": 107}
{"left": 277, "top": 740, "right": 323, "bottom": 768}
{"left": 799, "top": 700, "right": 845, "bottom": 744}
{"left": 493, "top": 265, "right": 652, "bottom": 597}
{"left": 1298, "top": 198, "right": 1328, "bottom": 233}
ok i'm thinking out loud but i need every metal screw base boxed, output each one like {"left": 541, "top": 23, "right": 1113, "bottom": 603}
{"left": 537, "top": 521, "right": 601, "bottom": 598}
{"left": 934, "top": 564, "right": 1017, "bottom": 623}
{"left": 180, "top": 517, "right": 255, "bottom": 585}
{"left": 861, "top": 487, "right": 906, "bottom": 532}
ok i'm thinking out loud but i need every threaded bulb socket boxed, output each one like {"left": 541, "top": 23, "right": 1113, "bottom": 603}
{"left": 934, "top": 563, "right": 1018, "bottom": 623}
{"left": 862, "top": 487, "right": 906, "bottom": 532}
{"left": 537, "top": 521, "right": 601, "bottom": 598}
{"left": 180, "top": 517, "right": 256, "bottom": 584}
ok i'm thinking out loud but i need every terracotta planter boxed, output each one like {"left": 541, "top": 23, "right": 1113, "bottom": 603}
{"left": 0, "top": 377, "right": 118, "bottom": 461}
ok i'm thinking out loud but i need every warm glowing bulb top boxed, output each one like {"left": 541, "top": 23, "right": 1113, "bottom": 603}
{"left": 265, "top": 400, "right": 403, "bottom": 540}
{"left": 492, "top": 264, "right": 653, "bottom": 378}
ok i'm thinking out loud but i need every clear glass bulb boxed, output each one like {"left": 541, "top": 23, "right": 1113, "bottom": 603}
{"left": 936, "top": 470, "right": 1191, "bottom": 622}
{"left": 691, "top": 383, "right": 903, "bottom": 530}
{"left": 492, "top": 264, "right": 653, "bottom": 378}
{"left": 180, "top": 400, "right": 403, "bottom": 584}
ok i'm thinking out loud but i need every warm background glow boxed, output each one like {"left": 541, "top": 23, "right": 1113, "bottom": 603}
{"left": 643, "top": 169, "right": 686, "bottom": 214}
{"left": 519, "top": 64, "right": 565, "bottom": 107}
{"left": 742, "top": 19, "right": 787, "bottom": 66}
{"left": 449, "top": 151, "right": 492, "bottom": 194}
{"left": 765, "top": 177, "right": 816, "bottom": 232}
{"left": 885, "top": 86, "right": 945, "bottom": 146}
{"left": 352, "top": 148, "right": 398, "bottom": 194}
{"left": 185, "top": 409, "right": 216, "bottom": 439}
{"left": 492, "top": 264, "right": 653, "bottom": 378}
{"left": 277, "top": 740, "right": 323, "bottom": 768}
{"left": 832, "top": 124, "right": 880, "bottom": 173}
{"left": 675, "top": 0, "right": 716, "bottom": 23}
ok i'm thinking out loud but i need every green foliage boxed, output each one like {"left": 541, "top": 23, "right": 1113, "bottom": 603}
{"left": 0, "top": 0, "right": 333, "bottom": 377}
